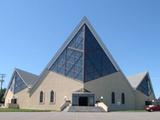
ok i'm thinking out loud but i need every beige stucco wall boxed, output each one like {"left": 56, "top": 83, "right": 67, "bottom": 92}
{"left": 4, "top": 89, "right": 14, "bottom": 107}
{"left": 14, "top": 88, "right": 30, "bottom": 108}
{"left": 4, "top": 88, "right": 30, "bottom": 108}
{"left": 27, "top": 71, "right": 83, "bottom": 110}
{"left": 134, "top": 90, "right": 155, "bottom": 109}
{"left": 5, "top": 70, "right": 155, "bottom": 111}
{"left": 84, "top": 72, "right": 135, "bottom": 111}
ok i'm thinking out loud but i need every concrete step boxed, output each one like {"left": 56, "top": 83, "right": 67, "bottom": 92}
{"left": 68, "top": 106, "right": 106, "bottom": 112}
{"left": 62, "top": 106, "right": 70, "bottom": 112}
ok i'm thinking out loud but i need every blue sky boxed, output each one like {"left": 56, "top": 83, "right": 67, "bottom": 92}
{"left": 0, "top": 0, "right": 160, "bottom": 98}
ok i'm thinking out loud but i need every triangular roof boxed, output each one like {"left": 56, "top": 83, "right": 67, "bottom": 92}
{"left": 46, "top": 17, "right": 120, "bottom": 72}
{"left": 75, "top": 88, "right": 91, "bottom": 93}
{"left": 4, "top": 68, "right": 38, "bottom": 98}
{"left": 127, "top": 71, "right": 148, "bottom": 88}
{"left": 15, "top": 68, "right": 39, "bottom": 88}
{"left": 30, "top": 17, "right": 132, "bottom": 94}
{"left": 128, "top": 71, "right": 155, "bottom": 97}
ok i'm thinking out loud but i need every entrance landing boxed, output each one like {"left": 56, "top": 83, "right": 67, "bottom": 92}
{"left": 68, "top": 106, "right": 105, "bottom": 112}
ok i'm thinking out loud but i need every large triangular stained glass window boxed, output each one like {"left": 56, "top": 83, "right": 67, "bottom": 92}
{"left": 50, "top": 23, "right": 117, "bottom": 82}
{"left": 84, "top": 25, "right": 117, "bottom": 82}
{"left": 50, "top": 25, "right": 85, "bottom": 81}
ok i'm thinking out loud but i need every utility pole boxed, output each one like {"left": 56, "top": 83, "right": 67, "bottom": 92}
{"left": 0, "top": 74, "right": 5, "bottom": 91}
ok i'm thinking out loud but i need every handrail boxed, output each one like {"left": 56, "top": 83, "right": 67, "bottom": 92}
{"left": 60, "top": 100, "right": 71, "bottom": 111}
{"left": 96, "top": 102, "right": 108, "bottom": 112}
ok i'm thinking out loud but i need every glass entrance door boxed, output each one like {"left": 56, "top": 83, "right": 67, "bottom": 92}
{"left": 79, "top": 97, "right": 88, "bottom": 106}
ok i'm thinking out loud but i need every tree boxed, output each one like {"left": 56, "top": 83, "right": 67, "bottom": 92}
{"left": 0, "top": 74, "right": 5, "bottom": 91}
{"left": 0, "top": 74, "right": 6, "bottom": 103}
{"left": 0, "top": 88, "right": 6, "bottom": 103}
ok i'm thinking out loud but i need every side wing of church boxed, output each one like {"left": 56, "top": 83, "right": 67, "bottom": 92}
{"left": 4, "top": 17, "right": 155, "bottom": 111}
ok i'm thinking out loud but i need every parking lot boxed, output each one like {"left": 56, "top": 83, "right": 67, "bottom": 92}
{"left": 0, "top": 112, "right": 160, "bottom": 120}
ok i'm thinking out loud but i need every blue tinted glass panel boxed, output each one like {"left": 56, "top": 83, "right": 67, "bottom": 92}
{"left": 50, "top": 25, "right": 85, "bottom": 81}
{"left": 9, "top": 78, "right": 15, "bottom": 92}
{"left": 137, "top": 75, "right": 152, "bottom": 96}
{"left": 14, "top": 73, "right": 27, "bottom": 94}
{"left": 84, "top": 25, "right": 117, "bottom": 82}
{"left": 50, "top": 24, "right": 117, "bottom": 82}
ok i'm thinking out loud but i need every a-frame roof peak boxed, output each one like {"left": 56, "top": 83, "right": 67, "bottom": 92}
{"left": 29, "top": 17, "right": 121, "bottom": 93}
{"left": 79, "top": 16, "right": 91, "bottom": 25}
{"left": 46, "top": 17, "right": 121, "bottom": 72}
{"left": 14, "top": 68, "right": 39, "bottom": 88}
{"left": 127, "top": 71, "right": 149, "bottom": 88}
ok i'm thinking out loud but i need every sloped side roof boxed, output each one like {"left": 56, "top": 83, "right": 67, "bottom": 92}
{"left": 75, "top": 88, "right": 91, "bottom": 93}
{"left": 127, "top": 71, "right": 148, "bottom": 88}
{"left": 15, "top": 68, "right": 39, "bottom": 88}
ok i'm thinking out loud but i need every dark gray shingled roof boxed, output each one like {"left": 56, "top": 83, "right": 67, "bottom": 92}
{"left": 127, "top": 71, "right": 148, "bottom": 88}
{"left": 15, "top": 68, "right": 39, "bottom": 88}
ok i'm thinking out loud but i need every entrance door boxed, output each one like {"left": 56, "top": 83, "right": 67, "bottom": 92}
{"left": 72, "top": 93, "right": 95, "bottom": 106}
{"left": 79, "top": 97, "right": 88, "bottom": 106}
{"left": 11, "top": 98, "right": 17, "bottom": 104}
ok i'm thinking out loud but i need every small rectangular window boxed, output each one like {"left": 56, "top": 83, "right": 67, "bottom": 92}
{"left": 50, "top": 91, "right": 54, "bottom": 103}
{"left": 121, "top": 93, "right": 125, "bottom": 104}
{"left": 40, "top": 91, "right": 44, "bottom": 103}
{"left": 111, "top": 92, "right": 115, "bottom": 104}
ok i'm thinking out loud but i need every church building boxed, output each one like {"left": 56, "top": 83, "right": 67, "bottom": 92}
{"left": 4, "top": 17, "right": 155, "bottom": 111}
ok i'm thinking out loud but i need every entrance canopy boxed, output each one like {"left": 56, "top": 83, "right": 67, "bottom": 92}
{"left": 72, "top": 88, "right": 95, "bottom": 106}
